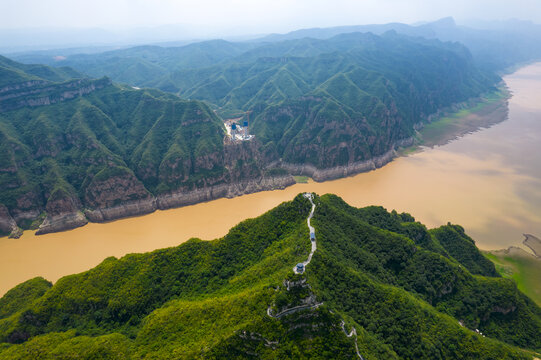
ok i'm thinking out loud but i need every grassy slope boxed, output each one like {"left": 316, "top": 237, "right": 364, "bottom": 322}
{"left": 0, "top": 55, "right": 82, "bottom": 87}
{"left": 0, "top": 83, "right": 227, "bottom": 217}
{"left": 415, "top": 87, "right": 509, "bottom": 148}
{"left": 485, "top": 249, "right": 541, "bottom": 307}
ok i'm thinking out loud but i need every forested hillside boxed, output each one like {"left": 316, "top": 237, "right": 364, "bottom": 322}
{"left": 0, "top": 194, "right": 539, "bottom": 359}
{"left": 0, "top": 58, "right": 290, "bottom": 238}
{"left": 17, "top": 31, "right": 497, "bottom": 170}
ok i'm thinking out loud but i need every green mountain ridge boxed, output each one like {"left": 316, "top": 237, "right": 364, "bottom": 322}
{"left": 0, "top": 194, "right": 539, "bottom": 359}
{"left": 0, "top": 77, "right": 287, "bottom": 236}
{"left": 0, "top": 55, "right": 82, "bottom": 88}
{"left": 0, "top": 55, "right": 297, "bottom": 237}
{"left": 170, "top": 32, "right": 497, "bottom": 168}
{"left": 257, "top": 17, "right": 541, "bottom": 71}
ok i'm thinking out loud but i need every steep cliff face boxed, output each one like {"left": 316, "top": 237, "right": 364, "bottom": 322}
{"left": 0, "top": 80, "right": 49, "bottom": 97}
{"left": 10, "top": 191, "right": 43, "bottom": 226}
{"left": 156, "top": 139, "right": 294, "bottom": 209}
{"left": 84, "top": 167, "right": 156, "bottom": 222}
{"left": 0, "top": 78, "right": 112, "bottom": 112}
{"left": 275, "top": 137, "right": 414, "bottom": 182}
{"left": 37, "top": 139, "right": 294, "bottom": 227}
{"left": 251, "top": 95, "right": 410, "bottom": 171}
{"left": 35, "top": 189, "right": 87, "bottom": 235}
{"left": 0, "top": 204, "right": 18, "bottom": 237}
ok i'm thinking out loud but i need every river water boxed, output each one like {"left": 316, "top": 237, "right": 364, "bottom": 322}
{"left": 1, "top": 64, "right": 541, "bottom": 296}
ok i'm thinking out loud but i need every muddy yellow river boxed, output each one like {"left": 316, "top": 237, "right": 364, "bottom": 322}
{"left": 1, "top": 64, "right": 541, "bottom": 296}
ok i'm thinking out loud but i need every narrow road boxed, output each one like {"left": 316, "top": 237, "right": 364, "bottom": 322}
{"left": 267, "top": 302, "right": 323, "bottom": 319}
{"left": 293, "top": 193, "right": 316, "bottom": 274}
{"left": 341, "top": 321, "right": 365, "bottom": 360}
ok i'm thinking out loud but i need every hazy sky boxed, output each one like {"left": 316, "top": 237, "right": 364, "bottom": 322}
{"left": 1, "top": 0, "right": 540, "bottom": 34}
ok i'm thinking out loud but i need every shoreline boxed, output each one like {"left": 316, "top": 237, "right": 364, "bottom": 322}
{"left": 523, "top": 233, "right": 541, "bottom": 257}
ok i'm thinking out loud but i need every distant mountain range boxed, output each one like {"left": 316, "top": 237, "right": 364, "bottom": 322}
{"left": 0, "top": 194, "right": 539, "bottom": 358}
{"left": 10, "top": 17, "right": 541, "bottom": 76}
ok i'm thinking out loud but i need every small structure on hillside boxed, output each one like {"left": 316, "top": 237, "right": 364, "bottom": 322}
{"left": 243, "top": 120, "right": 249, "bottom": 138}
{"left": 224, "top": 110, "right": 254, "bottom": 142}
{"left": 224, "top": 120, "right": 254, "bottom": 142}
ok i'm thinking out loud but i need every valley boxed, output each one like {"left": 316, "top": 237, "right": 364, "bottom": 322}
{"left": 2, "top": 3, "right": 541, "bottom": 358}
{"left": 1, "top": 63, "right": 540, "bottom": 299}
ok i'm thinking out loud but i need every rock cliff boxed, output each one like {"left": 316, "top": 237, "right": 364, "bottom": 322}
{"left": 36, "top": 191, "right": 87, "bottom": 235}
{"left": 0, "top": 204, "right": 19, "bottom": 238}
{"left": 25, "top": 139, "right": 295, "bottom": 234}
{"left": 83, "top": 168, "right": 156, "bottom": 222}
{"left": 273, "top": 137, "right": 414, "bottom": 182}
{"left": 0, "top": 78, "right": 112, "bottom": 112}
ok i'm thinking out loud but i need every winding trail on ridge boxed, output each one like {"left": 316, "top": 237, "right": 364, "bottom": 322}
{"left": 267, "top": 193, "right": 321, "bottom": 319}
{"left": 272, "top": 193, "right": 364, "bottom": 359}
{"left": 293, "top": 192, "right": 317, "bottom": 274}
{"left": 341, "top": 321, "right": 365, "bottom": 360}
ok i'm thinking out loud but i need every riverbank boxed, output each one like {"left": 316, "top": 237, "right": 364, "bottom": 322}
{"left": 404, "top": 86, "right": 510, "bottom": 151}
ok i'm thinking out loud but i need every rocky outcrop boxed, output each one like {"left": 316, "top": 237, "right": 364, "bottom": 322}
{"left": 85, "top": 198, "right": 157, "bottom": 223}
{"left": 11, "top": 210, "right": 41, "bottom": 226}
{"left": 36, "top": 211, "right": 88, "bottom": 235}
{"left": 273, "top": 137, "right": 414, "bottom": 182}
{"left": 0, "top": 80, "right": 49, "bottom": 95}
{"left": 36, "top": 192, "right": 88, "bottom": 235}
{"left": 81, "top": 175, "right": 293, "bottom": 222}
{"left": 0, "top": 204, "right": 18, "bottom": 238}
{"left": 83, "top": 168, "right": 156, "bottom": 222}
{"left": 157, "top": 137, "right": 294, "bottom": 209}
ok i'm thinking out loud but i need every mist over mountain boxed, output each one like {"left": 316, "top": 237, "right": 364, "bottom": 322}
{"left": 257, "top": 18, "right": 541, "bottom": 71}
{"left": 0, "top": 23, "right": 257, "bottom": 54}
{"left": 6, "top": 17, "right": 541, "bottom": 73}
